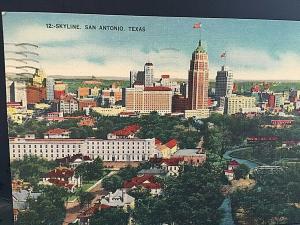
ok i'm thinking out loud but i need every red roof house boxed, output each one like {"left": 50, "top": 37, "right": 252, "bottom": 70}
{"left": 108, "top": 124, "right": 140, "bottom": 139}
{"left": 123, "top": 174, "right": 162, "bottom": 195}
{"left": 41, "top": 167, "right": 81, "bottom": 192}
{"left": 44, "top": 128, "right": 70, "bottom": 139}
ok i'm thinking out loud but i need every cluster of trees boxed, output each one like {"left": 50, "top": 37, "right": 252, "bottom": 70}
{"left": 90, "top": 208, "right": 130, "bottom": 225}
{"left": 231, "top": 143, "right": 300, "bottom": 165}
{"left": 92, "top": 157, "right": 227, "bottom": 225}
{"left": 9, "top": 111, "right": 202, "bottom": 149}
{"left": 9, "top": 120, "right": 49, "bottom": 138}
{"left": 102, "top": 163, "right": 150, "bottom": 192}
{"left": 91, "top": 111, "right": 203, "bottom": 148}
{"left": 75, "top": 157, "right": 104, "bottom": 181}
{"left": 16, "top": 186, "right": 69, "bottom": 225}
{"left": 231, "top": 164, "right": 300, "bottom": 225}
{"left": 136, "top": 112, "right": 202, "bottom": 148}
{"left": 77, "top": 189, "right": 94, "bottom": 208}
{"left": 233, "top": 164, "right": 250, "bottom": 180}
{"left": 10, "top": 156, "right": 58, "bottom": 189}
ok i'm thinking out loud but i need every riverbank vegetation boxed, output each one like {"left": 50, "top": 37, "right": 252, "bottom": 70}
{"left": 231, "top": 164, "right": 300, "bottom": 225}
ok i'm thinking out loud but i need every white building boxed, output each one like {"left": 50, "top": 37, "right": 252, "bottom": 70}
{"left": 10, "top": 81, "right": 27, "bottom": 108}
{"left": 92, "top": 106, "right": 126, "bottom": 116}
{"left": 59, "top": 94, "right": 79, "bottom": 114}
{"left": 184, "top": 109, "right": 210, "bottom": 119}
{"left": 6, "top": 79, "right": 13, "bottom": 102}
{"left": 100, "top": 189, "right": 135, "bottom": 209}
{"left": 144, "top": 62, "right": 154, "bottom": 87}
{"left": 154, "top": 75, "right": 181, "bottom": 94}
{"left": 223, "top": 95, "right": 256, "bottom": 115}
{"left": 46, "top": 77, "right": 55, "bottom": 101}
{"left": 44, "top": 128, "right": 70, "bottom": 139}
{"left": 9, "top": 135, "right": 161, "bottom": 161}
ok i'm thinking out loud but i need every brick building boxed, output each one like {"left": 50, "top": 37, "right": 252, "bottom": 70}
{"left": 26, "top": 85, "right": 47, "bottom": 104}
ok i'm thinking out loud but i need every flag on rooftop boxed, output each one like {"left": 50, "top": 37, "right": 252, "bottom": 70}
{"left": 193, "top": 22, "right": 201, "bottom": 29}
{"left": 220, "top": 52, "right": 226, "bottom": 58}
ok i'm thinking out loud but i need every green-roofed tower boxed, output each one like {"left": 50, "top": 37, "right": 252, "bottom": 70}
{"left": 188, "top": 40, "right": 209, "bottom": 110}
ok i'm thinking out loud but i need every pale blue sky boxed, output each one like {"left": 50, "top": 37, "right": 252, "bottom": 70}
{"left": 3, "top": 12, "right": 300, "bottom": 80}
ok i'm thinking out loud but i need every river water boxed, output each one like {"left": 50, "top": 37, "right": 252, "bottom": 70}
{"left": 219, "top": 148, "right": 258, "bottom": 225}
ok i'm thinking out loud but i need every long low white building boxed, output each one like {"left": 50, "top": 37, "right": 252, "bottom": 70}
{"left": 9, "top": 135, "right": 161, "bottom": 162}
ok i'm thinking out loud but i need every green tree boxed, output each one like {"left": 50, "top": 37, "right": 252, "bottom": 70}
{"left": 233, "top": 164, "right": 250, "bottom": 180}
{"left": 161, "top": 164, "right": 225, "bottom": 225}
{"left": 10, "top": 156, "right": 58, "bottom": 188}
{"left": 77, "top": 189, "right": 94, "bottom": 208}
{"left": 75, "top": 157, "right": 104, "bottom": 181}
{"left": 90, "top": 208, "right": 129, "bottom": 225}
{"left": 102, "top": 175, "right": 123, "bottom": 192}
{"left": 16, "top": 186, "right": 69, "bottom": 225}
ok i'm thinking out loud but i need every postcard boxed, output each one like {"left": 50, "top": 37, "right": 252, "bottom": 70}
{"left": 2, "top": 11, "right": 300, "bottom": 225}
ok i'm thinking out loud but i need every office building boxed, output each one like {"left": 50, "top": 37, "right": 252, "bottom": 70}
{"left": 10, "top": 81, "right": 27, "bottom": 108}
{"left": 125, "top": 85, "right": 172, "bottom": 115}
{"left": 26, "top": 85, "right": 47, "bottom": 104}
{"left": 215, "top": 66, "right": 233, "bottom": 98}
{"left": 144, "top": 62, "right": 154, "bottom": 87}
{"left": 224, "top": 95, "right": 256, "bottom": 115}
{"left": 188, "top": 40, "right": 209, "bottom": 110}
{"left": 46, "top": 78, "right": 55, "bottom": 101}
{"left": 58, "top": 94, "right": 79, "bottom": 114}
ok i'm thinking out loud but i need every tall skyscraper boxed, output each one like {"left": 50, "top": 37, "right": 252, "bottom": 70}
{"left": 10, "top": 80, "right": 27, "bottom": 107}
{"left": 46, "top": 77, "right": 55, "bottom": 100}
{"left": 215, "top": 66, "right": 233, "bottom": 98}
{"left": 129, "top": 70, "right": 138, "bottom": 87}
{"left": 6, "top": 79, "right": 13, "bottom": 102}
{"left": 130, "top": 70, "right": 144, "bottom": 87}
{"left": 180, "top": 82, "right": 188, "bottom": 98}
{"left": 144, "top": 62, "right": 154, "bottom": 87}
{"left": 188, "top": 40, "right": 209, "bottom": 110}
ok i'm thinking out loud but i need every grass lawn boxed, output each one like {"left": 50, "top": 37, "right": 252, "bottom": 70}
{"left": 82, "top": 180, "right": 97, "bottom": 191}
{"left": 67, "top": 180, "right": 97, "bottom": 201}
{"left": 67, "top": 171, "right": 110, "bottom": 201}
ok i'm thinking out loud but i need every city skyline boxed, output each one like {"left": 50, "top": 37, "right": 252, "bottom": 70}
{"left": 3, "top": 12, "right": 300, "bottom": 80}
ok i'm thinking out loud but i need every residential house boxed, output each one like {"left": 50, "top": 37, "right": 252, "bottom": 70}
{"left": 100, "top": 189, "right": 135, "bottom": 210}
{"left": 44, "top": 128, "right": 70, "bottom": 139}
{"left": 155, "top": 139, "right": 178, "bottom": 158}
{"left": 224, "top": 160, "right": 240, "bottom": 181}
{"left": 12, "top": 189, "right": 41, "bottom": 221}
{"left": 78, "top": 117, "right": 95, "bottom": 127}
{"left": 172, "top": 149, "right": 206, "bottom": 166}
{"left": 123, "top": 174, "right": 162, "bottom": 195}
{"left": 56, "top": 154, "right": 93, "bottom": 168}
{"left": 40, "top": 167, "right": 81, "bottom": 192}
{"left": 160, "top": 158, "right": 184, "bottom": 176}
{"left": 137, "top": 168, "right": 166, "bottom": 177}
{"left": 77, "top": 203, "right": 111, "bottom": 225}
{"left": 107, "top": 124, "right": 140, "bottom": 139}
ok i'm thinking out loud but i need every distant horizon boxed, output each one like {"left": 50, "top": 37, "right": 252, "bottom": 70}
{"left": 48, "top": 75, "right": 300, "bottom": 82}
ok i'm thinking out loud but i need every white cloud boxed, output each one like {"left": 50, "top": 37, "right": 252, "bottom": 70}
{"left": 4, "top": 23, "right": 300, "bottom": 81}
{"left": 4, "top": 24, "right": 83, "bottom": 44}
{"left": 211, "top": 47, "right": 300, "bottom": 80}
{"left": 39, "top": 44, "right": 191, "bottom": 79}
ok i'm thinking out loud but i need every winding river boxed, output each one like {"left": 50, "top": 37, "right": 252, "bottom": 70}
{"left": 219, "top": 147, "right": 258, "bottom": 225}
